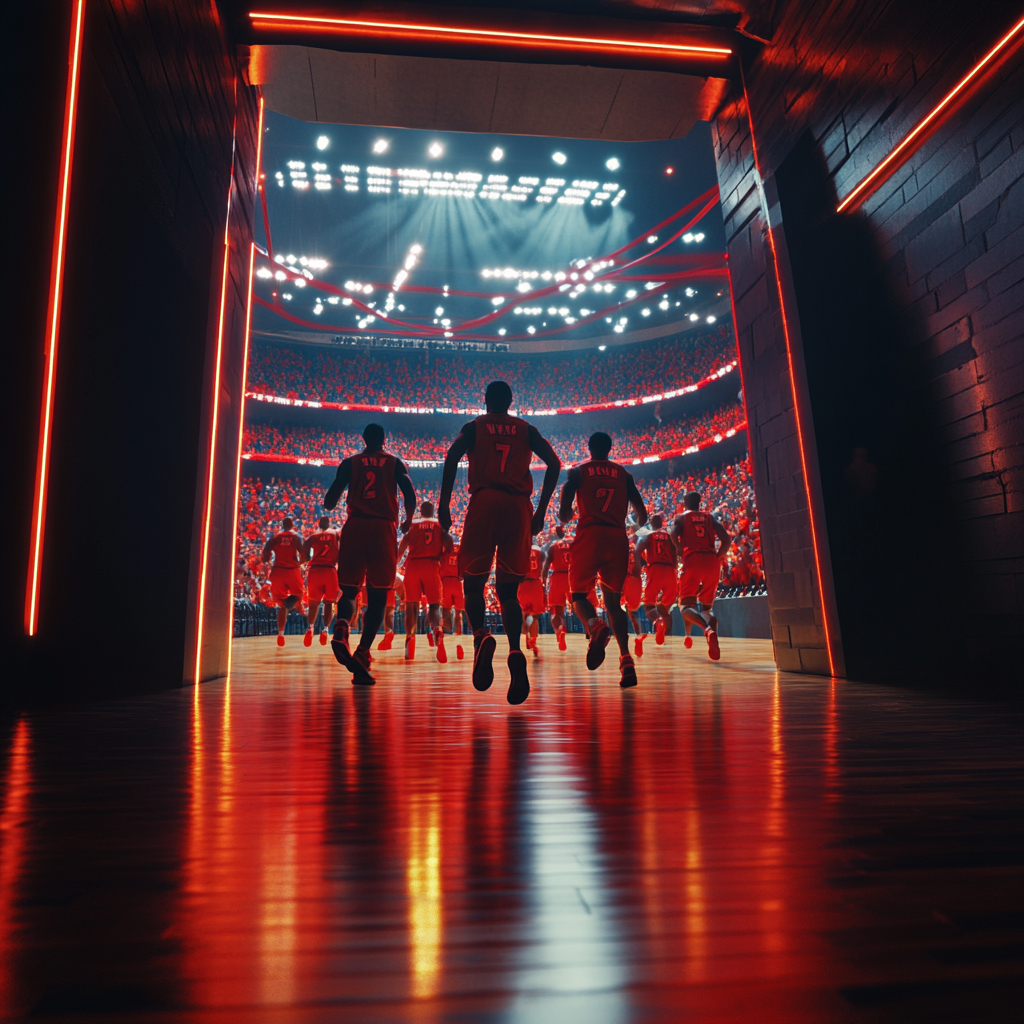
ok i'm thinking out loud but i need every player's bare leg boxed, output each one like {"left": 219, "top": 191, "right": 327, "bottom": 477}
{"left": 426, "top": 603, "right": 446, "bottom": 662}
{"left": 377, "top": 602, "right": 396, "bottom": 650}
{"left": 320, "top": 601, "right": 335, "bottom": 645}
{"left": 495, "top": 580, "right": 529, "bottom": 706}
{"left": 305, "top": 599, "right": 321, "bottom": 647}
{"left": 463, "top": 573, "right": 497, "bottom": 692}
{"left": 680, "top": 600, "right": 720, "bottom": 661}
{"left": 625, "top": 606, "right": 646, "bottom": 657}
{"left": 550, "top": 606, "right": 567, "bottom": 650}
{"left": 403, "top": 600, "right": 422, "bottom": 660}
{"left": 276, "top": 602, "right": 289, "bottom": 645}
{"left": 601, "top": 585, "right": 638, "bottom": 687}
{"left": 331, "top": 585, "right": 375, "bottom": 684}
{"left": 524, "top": 614, "right": 540, "bottom": 657}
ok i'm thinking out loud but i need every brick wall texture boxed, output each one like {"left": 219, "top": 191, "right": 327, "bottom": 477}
{"left": 715, "top": 0, "right": 1023, "bottom": 684}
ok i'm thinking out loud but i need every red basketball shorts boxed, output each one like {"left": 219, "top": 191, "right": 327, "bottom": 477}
{"left": 337, "top": 516, "right": 398, "bottom": 590}
{"left": 404, "top": 557, "right": 443, "bottom": 604}
{"left": 518, "top": 578, "right": 546, "bottom": 615}
{"left": 459, "top": 490, "right": 532, "bottom": 581}
{"left": 569, "top": 526, "right": 629, "bottom": 595}
{"left": 621, "top": 576, "right": 642, "bottom": 611}
{"left": 677, "top": 552, "right": 722, "bottom": 606}
{"left": 269, "top": 567, "right": 304, "bottom": 604}
{"left": 441, "top": 575, "right": 465, "bottom": 610}
{"left": 306, "top": 565, "right": 340, "bottom": 604}
{"left": 546, "top": 571, "right": 570, "bottom": 609}
{"left": 642, "top": 564, "right": 677, "bottom": 606}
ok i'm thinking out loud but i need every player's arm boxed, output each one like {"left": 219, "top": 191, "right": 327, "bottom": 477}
{"left": 441, "top": 531, "right": 453, "bottom": 555}
{"left": 540, "top": 546, "right": 551, "bottom": 581}
{"left": 625, "top": 473, "right": 648, "bottom": 527}
{"left": 439, "top": 423, "right": 473, "bottom": 532}
{"left": 395, "top": 458, "right": 416, "bottom": 533}
{"left": 261, "top": 536, "right": 274, "bottom": 564}
{"left": 528, "top": 425, "right": 562, "bottom": 535}
{"left": 712, "top": 516, "right": 733, "bottom": 559}
{"left": 635, "top": 533, "right": 651, "bottom": 565}
{"left": 324, "top": 457, "right": 352, "bottom": 511}
{"left": 397, "top": 532, "right": 410, "bottom": 561}
{"left": 558, "top": 467, "right": 580, "bottom": 523}
{"left": 300, "top": 536, "right": 313, "bottom": 564}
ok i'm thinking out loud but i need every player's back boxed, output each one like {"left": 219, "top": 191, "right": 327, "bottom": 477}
{"left": 549, "top": 538, "right": 572, "bottom": 573}
{"left": 643, "top": 529, "right": 676, "bottom": 565}
{"left": 347, "top": 450, "right": 399, "bottom": 520}
{"left": 441, "top": 545, "right": 460, "bottom": 577}
{"left": 677, "top": 510, "right": 718, "bottom": 557}
{"left": 526, "top": 546, "right": 543, "bottom": 579}
{"left": 408, "top": 518, "right": 442, "bottom": 560}
{"left": 268, "top": 530, "right": 302, "bottom": 569}
{"left": 307, "top": 529, "right": 340, "bottom": 565}
{"left": 467, "top": 413, "right": 533, "bottom": 497}
{"left": 575, "top": 458, "right": 630, "bottom": 529}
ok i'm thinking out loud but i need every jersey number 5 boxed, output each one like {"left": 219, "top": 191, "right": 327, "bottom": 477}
{"left": 362, "top": 471, "right": 376, "bottom": 499}
{"left": 495, "top": 443, "right": 511, "bottom": 473}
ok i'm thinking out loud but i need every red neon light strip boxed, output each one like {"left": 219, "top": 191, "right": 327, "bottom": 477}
{"left": 240, "top": 421, "right": 747, "bottom": 469}
{"left": 248, "top": 10, "right": 732, "bottom": 57}
{"left": 25, "top": 0, "right": 86, "bottom": 636}
{"left": 742, "top": 77, "right": 839, "bottom": 677}
{"left": 227, "top": 96, "right": 266, "bottom": 680}
{"left": 838, "top": 12, "right": 1024, "bottom": 212}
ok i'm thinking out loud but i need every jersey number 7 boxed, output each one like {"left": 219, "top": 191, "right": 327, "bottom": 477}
{"left": 495, "top": 443, "right": 511, "bottom": 473}
{"left": 595, "top": 487, "right": 615, "bottom": 512}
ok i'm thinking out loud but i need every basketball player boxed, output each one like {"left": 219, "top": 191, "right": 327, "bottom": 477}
{"left": 636, "top": 513, "right": 677, "bottom": 645}
{"left": 438, "top": 381, "right": 561, "bottom": 705}
{"left": 559, "top": 432, "right": 648, "bottom": 687}
{"left": 440, "top": 532, "right": 466, "bottom": 660}
{"left": 621, "top": 528, "right": 647, "bottom": 657}
{"left": 542, "top": 525, "right": 573, "bottom": 650}
{"left": 670, "top": 491, "right": 732, "bottom": 661}
{"left": 324, "top": 423, "right": 416, "bottom": 684}
{"left": 261, "top": 516, "right": 305, "bottom": 647}
{"left": 377, "top": 570, "right": 405, "bottom": 651}
{"left": 518, "top": 543, "right": 547, "bottom": 658}
{"left": 397, "top": 501, "right": 451, "bottom": 662}
{"left": 302, "top": 515, "right": 340, "bottom": 647}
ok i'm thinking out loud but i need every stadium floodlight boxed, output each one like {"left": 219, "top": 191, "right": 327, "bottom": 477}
{"left": 605, "top": 157, "right": 620, "bottom": 171}
{"left": 683, "top": 233, "right": 695, "bottom": 243}
{"left": 294, "top": 279, "right": 306, "bottom": 288}
{"left": 491, "top": 147, "right": 504, "bottom": 161}
{"left": 694, "top": 233, "right": 705, "bottom": 242}
{"left": 428, "top": 142, "right": 443, "bottom": 157}
{"left": 689, "top": 313, "right": 700, "bottom": 321}
{"left": 435, "top": 307, "right": 444, "bottom": 316}
{"left": 492, "top": 297, "right": 505, "bottom": 306}
{"left": 598, "top": 344, "right": 607, "bottom": 351}
{"left": 316, "top": 135, "right": 329, "bottom": 150}
{"left": 552, "top": 151, "right": 567, "bottom": 165}
{"left": 647, "top": 235, "right": 658, "bottom": 244}
{"left": 707, "top": 315, "right": 717, "bottom": 323}
{"left": 626, "top": 289, "right": 637, "bottom": 298}
{"left": 373, "top": 139, "right": 389, "bottom": 154}
{"left": 641, "top": 308, "right": 651, "bottom": 316}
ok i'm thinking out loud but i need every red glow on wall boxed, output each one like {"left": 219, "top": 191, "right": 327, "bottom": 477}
{"left": 247, "top": 10, "right": 732, "bottom": 59}
{"left": 837, "top": 13, "right": 1024, "bottom": 213}
{"left": 25, "top": 0, "right": 86, "bottom": 636}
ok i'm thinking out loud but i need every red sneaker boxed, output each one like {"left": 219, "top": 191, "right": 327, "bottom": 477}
{"left": 655, "top": 618, "right": 666, "bottom": 645}
{"left": 456, "top": 644, "right": 465, "bottom": 660}
{"left": 557, "top": 629, "right": 567, "bottom": 651}
{"left": 435, "top": 630, "right": 447, "bottom": 663}
{"left": 706, "top": 628, "right": 720, "bottom": 661}
{"left": 619, "top": 654, "right": 638, "bottom": 688}
{"left": 319, "top": 630, "right": 328, "bottom": 646}
{"left": 634, "top": 634, "right": 646, "bottom": 658}
{"left": 684, "top": 634, "right": 693, "bottom": 649}
{"left": 303, "top": 628, "right": 313, "bottom": 648}
{"left": 586, "top": 622, "right": 611, "bottom": 670}
{"left": 276, "top": 634, "right": 285, "bottom": 647}
{"left": 426, "top": 630, "right": 434, "bottom": 648}
{"left": 377, "top": 631, "right": 394, "bottom": 651}
{"left": 405, "top": 634, "right": 416, "bottom": 661}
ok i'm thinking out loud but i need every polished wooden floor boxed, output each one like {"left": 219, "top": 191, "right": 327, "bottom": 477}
{"left": 1, "top": 635, "right": 1021, "bottom": 1022}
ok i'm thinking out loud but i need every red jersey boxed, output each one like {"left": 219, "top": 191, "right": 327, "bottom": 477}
{"left": 677, "top": 510, "right": 719, "bottom": 557}
{"left": 266, "top": 529, "right": 302, "bottom": 569}
{"left": 548, "top": 538, "right": 572, "bottom": 573}
{"left": 643, "top": 530, "right": 676, "bottom": 566}
{"left": 306, "top": 529, "right": 340, "bottom": 566}
{"left": 441, "top": 545, "right": 460, "bottom": 578}
{"left": 407, "top": 518, "right": 442, "bottom": 560}
{"left": 628, "top": 543, "right": 641, "bottom": 576}
{"left": 467, "top": 414, "right": 533, "bottom": 497}
{"left": 347, "top": 451, "right": 399, "bottom": 521}
{"left": 574, "top": 458, "right": 631, "bottom": 529}
{"left": 525, "top": 546, "right": 543, "bottom": 580}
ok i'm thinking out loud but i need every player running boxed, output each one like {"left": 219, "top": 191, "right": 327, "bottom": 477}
{"left": 324, "top": 423, "right": 416, "bottom": 685}
{"left": 302, "top": 515, "right": 341, "bottom": 647}
{"left": 558, "top": 431, "right": 648, "bottom": 687}
{"left": 518, "top": 543, "right": 547, "bottom": 658}
{"left": 621, "top": 528, "right": 647, "bottom": 657}
{"left": 670, "top": 491, "right": 732, "bottom": 661}
{"left": 397, "top": 501, "right": 451, "bottom": 662}
{"left": 636, "top": 513, "right": 677, "bottom": 645}
{"left": 439, "top": 381, "right": 561, "bottom": 705}
{"left": 542, "top": 525, "right": 573, "bottom": 650}
{"left": 261, "top": 516, "right": 305, "bottom": 647}
{"left": 440, "top": 532, "right": 466, "bottom": 661}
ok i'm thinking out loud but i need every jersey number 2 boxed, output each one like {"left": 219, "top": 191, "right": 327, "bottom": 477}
{"left": 362, "top": 471, "right": 376, "bottom": 499}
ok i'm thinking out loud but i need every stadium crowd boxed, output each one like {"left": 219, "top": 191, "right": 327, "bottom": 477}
{"left": 242, "top": 403, "right": 746, "bottom": 465}
{"left": 235, "top": 455, "right": 763, "bottom": 605}
{"left": 247, "top": 326, "right": 735, "bottom": 410}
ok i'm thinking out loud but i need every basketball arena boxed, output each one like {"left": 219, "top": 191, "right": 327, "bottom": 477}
{"left": 3, "top": 1, "right": 1022, "bottom": 1020}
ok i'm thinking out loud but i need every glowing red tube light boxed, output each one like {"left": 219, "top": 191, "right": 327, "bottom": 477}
{"left": 838, "top": 12, "right": 1024, "bottom": 213}
{"left": 248, "top": 10, "right": 732, "bottom": 58}
{"left": 25, "top": 0, "right": 86, "bottom": 636}
{"left": 227, "top": 95, "right": 266, "bottom": 681}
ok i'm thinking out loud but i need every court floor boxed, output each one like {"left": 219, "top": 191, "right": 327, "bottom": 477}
{"left": 0, "top": 634, "right": 1021, "bottom": 1022}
